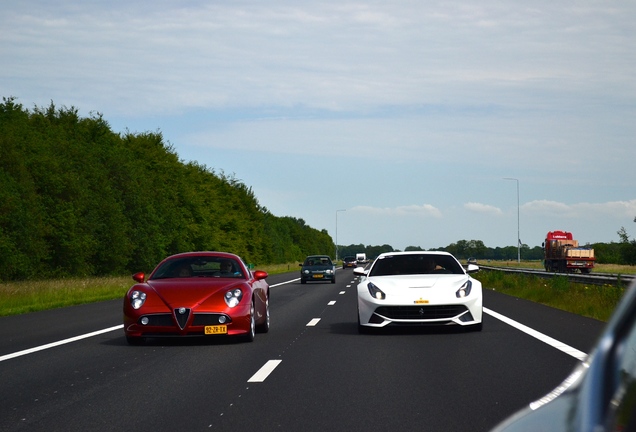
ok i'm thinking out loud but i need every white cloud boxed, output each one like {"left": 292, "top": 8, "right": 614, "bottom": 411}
{"left": 350, "top": 204, "right": 442, "bottom": 218}
{"left": 523, "top": 200, "right": 636, "bottom": 219}
{"left": 464, "top": 202, "right": 503, "bottom": 216}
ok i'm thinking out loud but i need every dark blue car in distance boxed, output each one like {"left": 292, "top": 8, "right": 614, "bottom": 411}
{"left": 300, "top": 255, "right": 336, "bottom": 284}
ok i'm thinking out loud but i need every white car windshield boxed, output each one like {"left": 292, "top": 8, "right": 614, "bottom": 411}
{"left": 369, "top": 254, "right": 464, "bottom": 276}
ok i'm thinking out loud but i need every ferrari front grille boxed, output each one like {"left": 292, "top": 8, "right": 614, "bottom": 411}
{"left": 374, "top": 305, "right": 468, "bottom": 320}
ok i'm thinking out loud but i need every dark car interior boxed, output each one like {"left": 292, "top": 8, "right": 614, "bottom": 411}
{"left": 151, "top": 258, "right": 245, "bottom": 279}
{"left": 369, "top": 254, "right": 464, "bottom": 277}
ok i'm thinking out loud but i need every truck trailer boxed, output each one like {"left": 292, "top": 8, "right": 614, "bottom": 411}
{"left": 543, "top": 230, "right": 595, "bottom": 273}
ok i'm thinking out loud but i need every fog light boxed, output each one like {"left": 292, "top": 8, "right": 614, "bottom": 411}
{"left": 219, "top": 316, "right": 226, "bottom": 324}
{"left": 141, "top": 317, "right": 149, "bottom": 325}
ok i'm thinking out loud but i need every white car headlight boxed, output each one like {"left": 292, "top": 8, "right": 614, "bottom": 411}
{"left": 326, "top": 269, "right": 333, "bottom": 275}
{"left": 367, "top": 282, "right": 386, "bottom": 300}
{"left": 130, "top": 290, "right": 147, "bottom": 309}
{"left": 456, "top": 280, "right": 472, "bottom": 298}
{"left": 224, "top": 288, "right": 243, "bottom": 307}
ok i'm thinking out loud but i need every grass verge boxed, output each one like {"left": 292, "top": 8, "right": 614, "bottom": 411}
{"left": 0, "top": 263, "right": 302, "bottom": 317}
{"left": 474, "top": 270, "right": 626, "bottom": 322}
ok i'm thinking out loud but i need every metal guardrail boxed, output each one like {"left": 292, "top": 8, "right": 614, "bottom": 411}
{"left": 477, "top": 265, "right": 635, "bottom": 287}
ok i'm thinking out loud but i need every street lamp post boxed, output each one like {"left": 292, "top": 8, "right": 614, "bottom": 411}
{"left": 503, "top": 178, "right": 520, "bottom": 263}
{"left": 335, "top": 209, "right": 346, "bottom": 262}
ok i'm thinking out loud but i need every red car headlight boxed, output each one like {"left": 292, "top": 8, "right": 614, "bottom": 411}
{"left": 130, "top": 290, "right": 147, "bottom": 309}
{"left": 224, "top": 288, "right": 243, "bottom": 307}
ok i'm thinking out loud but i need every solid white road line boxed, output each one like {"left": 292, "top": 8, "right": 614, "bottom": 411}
{"left": 0, "top": 325, "right": 124, "bottom": 362}
{"left": 269, "top": 278, "right": 300, "bottom": 287}
{"left": 248, "top": 359, "right": 282, "bottom": 382}
{"left": 484, "top": 307, "right": 587, "bottom": 361}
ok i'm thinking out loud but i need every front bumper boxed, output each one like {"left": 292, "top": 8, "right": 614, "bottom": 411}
{"left": 358, "top": 295, "right": 482, "bottom": 328}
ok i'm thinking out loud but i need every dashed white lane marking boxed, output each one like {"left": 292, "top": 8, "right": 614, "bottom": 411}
{"left": 339, "top": 291, "right": 345, "bottom": 295}
{"left": 248, "top": 360, "right": 282, "bottom": 382}
{"left": 484, "top": 307, "right": 587, "bottom": 361}
{"left": 307, "top": 318, "right": 321, "bottom": 326}
{"left": 0, "top": 325, "right": 124, "bottom": 362}
{"left": 328, "top": 301, "right": 336, "bottom": 305}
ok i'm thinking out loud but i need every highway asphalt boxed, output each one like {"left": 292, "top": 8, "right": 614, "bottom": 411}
{"left": 0, "top": 269, "right": 605, "bottom": 431}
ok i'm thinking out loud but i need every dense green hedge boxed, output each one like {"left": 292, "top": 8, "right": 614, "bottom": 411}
{"left": 0, "top": 97, "right": 333, "bottom": 281}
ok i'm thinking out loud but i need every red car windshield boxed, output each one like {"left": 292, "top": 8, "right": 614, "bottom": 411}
{"left": 151, "top": 257, "right": 245, "bottom": 279}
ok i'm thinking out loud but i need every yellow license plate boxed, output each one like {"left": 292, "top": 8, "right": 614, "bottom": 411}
{"left": 414, "top": 299, "right": 429, "bottom": 304}
{"left": 205, "top": 325, "right": 227, "bottom": 334}
{"left": 313, "top": 274, "right": 324, "bottom": 278}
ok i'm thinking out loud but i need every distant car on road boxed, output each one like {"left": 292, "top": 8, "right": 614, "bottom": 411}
{"left": 467, "top": 257, "right": 478, "bottom": 264}
{"left": 123, "top": 251, "right": 270, "bottom": 345}
{"left": 490, "top": 277, "right": 636, "bottom": 432}
{"left": 342, "top": 256, "right": 356, "bottom": 269}
{"left": 300, "top": 255, "right": 336, "bottom": 284}
{"left": 354, "top": 251, "right": 482, "bottom": 333}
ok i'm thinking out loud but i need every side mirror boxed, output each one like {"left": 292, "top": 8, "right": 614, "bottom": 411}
{"left": 353, "top": 267, "right": 368, "bottom": 277}
{"left": 466, "top": 264, "right": 479, "bottom": 274}
{"left": 253, "top": 270, "right": 268, "bottom": 280}
{"left": 299, "top": 263, "right": 304, "bottom": 267}
{"left": 132, "top": 272, "right": 145, "bottom": 283}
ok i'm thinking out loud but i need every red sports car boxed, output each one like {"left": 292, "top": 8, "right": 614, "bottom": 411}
{"left": 123, "top": 251, "right": 269, "bottom": 345}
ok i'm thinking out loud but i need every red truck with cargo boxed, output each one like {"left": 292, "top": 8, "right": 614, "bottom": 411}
{"left": 543, "top": 230, "right": 595, "bottom": 273}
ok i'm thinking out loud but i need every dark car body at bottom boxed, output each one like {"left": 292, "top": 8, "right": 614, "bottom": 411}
{"left": 491, "top": 279, "right": 636, "bottom": 432}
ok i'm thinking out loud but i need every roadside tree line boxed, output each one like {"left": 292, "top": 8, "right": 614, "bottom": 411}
{"left": 338, "top": 232, "right": 636, "bottom": 265}
{"left": 0, "top": 97, "right": 333, "bottom": 281}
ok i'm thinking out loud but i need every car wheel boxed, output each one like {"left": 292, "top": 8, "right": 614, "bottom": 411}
{"left": 357, "top": 309, "right": 371, "bottom": 334}
{"left": 126, "top": 335, "right": 145, "bottom": 346}
{"left": 331, "top": 278, "right": 336, "bottom": 284}
{"left": 257, "top": 297, "right": 270, "bottom": 333}
{"left": 243, "top": 300, "right": 256, "bottom": 342}
{"left": 301, "top": 278, "right": 306, "bottom": 284}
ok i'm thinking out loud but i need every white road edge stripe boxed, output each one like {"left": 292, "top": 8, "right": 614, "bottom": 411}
{"left": 248, "top": 359, "right": 282, "bottom": 382}
{"left": 0, "top": 325, "right": 124, "bottom": 362}
{"left": 484, "top": 307, "right": 587, "bottom": 361}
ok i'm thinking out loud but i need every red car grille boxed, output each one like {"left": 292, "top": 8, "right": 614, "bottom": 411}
{"left": 174, "top": 308, "right": 191, "bottom": 329}
{"left": 139, "top": 313, "right": 231, "bottom": 327}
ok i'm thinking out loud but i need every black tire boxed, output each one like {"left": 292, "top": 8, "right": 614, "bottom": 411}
{"left": 301, "top": 278, "right": 306, "bottom": 284}
{"left": 357, "top": 309, "right": 371, "bottom": 334}
{"left": 242, "top": 300, "right": 256, "bottom": 342}
{"left": 331, "top": 278, "right": 336, "bottom": 284}
{"left": 256, "top": 297, "right": 270, "bottom": 333}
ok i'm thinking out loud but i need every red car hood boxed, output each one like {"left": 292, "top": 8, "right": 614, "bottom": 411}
{"left": 146, "top": 278, "right": 242, "bottom": 308}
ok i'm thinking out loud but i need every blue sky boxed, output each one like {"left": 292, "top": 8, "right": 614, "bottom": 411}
{"left": 3, "top": 1, "right": 635, "bottom": 250}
